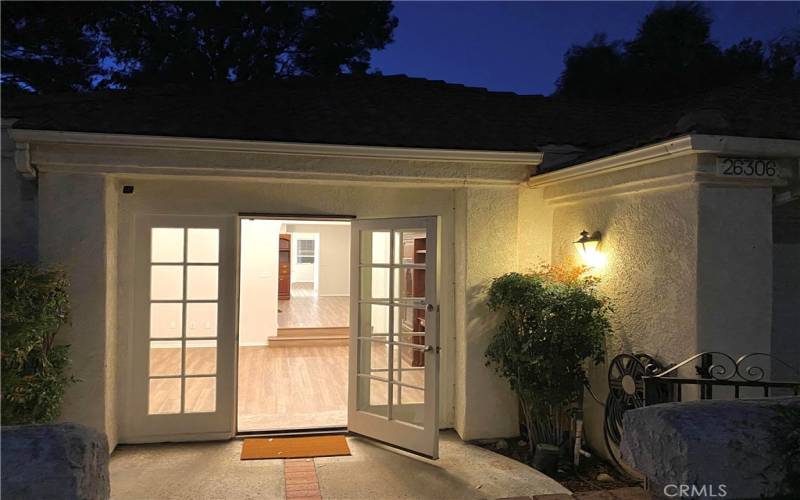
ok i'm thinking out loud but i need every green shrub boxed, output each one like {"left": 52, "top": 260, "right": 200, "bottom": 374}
{"left": 1, "top": 263, "right": 75, "bottom": 425}
{"left": 484, "top": 265, "right": 612, "bottom": 451}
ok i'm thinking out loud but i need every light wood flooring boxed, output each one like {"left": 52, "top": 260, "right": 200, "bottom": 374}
{"left": 238, "top": 345, "right": 349, "bottom": 430}
{"left": 278, "top": 283, "right": 349, "bottom": 329}
{"left": 149, "top": 337, "right": 425, "bottom": 430}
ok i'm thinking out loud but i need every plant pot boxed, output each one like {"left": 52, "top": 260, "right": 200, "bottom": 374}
{"left": 532, "top": 443, "right": 560, "bottom": 475}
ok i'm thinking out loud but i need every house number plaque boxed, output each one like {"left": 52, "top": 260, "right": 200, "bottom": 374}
{"left": 716, "top": 157, "right": 779, "bottom": 179}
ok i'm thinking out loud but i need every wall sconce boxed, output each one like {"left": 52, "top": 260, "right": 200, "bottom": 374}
{"left": 574, "top": 230, "right": 603, "bottom": 267}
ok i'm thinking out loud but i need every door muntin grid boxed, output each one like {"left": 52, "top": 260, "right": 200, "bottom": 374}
{"left": 148, "top": 227, "right": 220, "bottom": 415}
{"left": 357, "top": 229, "right": 428, "bottom": 427}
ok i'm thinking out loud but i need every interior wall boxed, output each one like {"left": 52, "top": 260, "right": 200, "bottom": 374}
{"left": 286, "top": 224, "right": 351, "bottom": 296}
{"left": 239, "top": 219, "right": 281, "bottom": 345}
{"left": 289, "top": 232, "right": 316, "bottom": 284}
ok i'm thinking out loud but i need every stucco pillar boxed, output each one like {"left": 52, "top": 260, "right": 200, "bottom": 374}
{"left": 696, "top": 184, "right": 773, "bottom": 357}
{"left": 454, "top": 186, "right": 520, "bottom": 440}
{"left": 38, "top": 172, "right": 118, "bottom": 450}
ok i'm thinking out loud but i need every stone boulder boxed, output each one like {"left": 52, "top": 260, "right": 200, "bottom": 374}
{"left": 1, "top": 423, "right": 110, "bottom": 500}
{"left": 620, "top": 396, "right": 800, "bottom": 499}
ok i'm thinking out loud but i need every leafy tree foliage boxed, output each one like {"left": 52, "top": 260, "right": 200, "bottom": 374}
{"left": 484, "top": 266, "right": 612, "bottom": 451}
{"left": 2, "top": 1, "right": 398, "bottom": 93}
{"left": 1, "top": 264, "right": 75, "bottom": 425}
{"left": 556, "top": 2, "right": 799, "bottom": 100}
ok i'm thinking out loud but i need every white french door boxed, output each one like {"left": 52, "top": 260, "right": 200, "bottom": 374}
{"left": 130, "top": 215, "right": 236, "bottom": 441}
{"left": 348, "top": 217, "right": 440, "bottom": 459}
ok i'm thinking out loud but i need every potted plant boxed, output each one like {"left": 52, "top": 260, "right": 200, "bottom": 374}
{"left": 484, "top": 265, "right": 612, "bottom": 474}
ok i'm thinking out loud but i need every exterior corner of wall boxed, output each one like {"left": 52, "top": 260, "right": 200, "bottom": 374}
{"left": 104, "top": 176, "right": 120, "bottom": 451}
{"left": 39, "top": 172, "right": 111, "bottom": 438}
{"left": 460, "top": 186, "right": 521, "bottom": 439}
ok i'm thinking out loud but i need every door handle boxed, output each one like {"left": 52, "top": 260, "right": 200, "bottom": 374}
{"left": 423, "top": 345, "right": 441, "bottom": 353}
{"left": 426, "top": 303, "right": 434, "bottom": 312}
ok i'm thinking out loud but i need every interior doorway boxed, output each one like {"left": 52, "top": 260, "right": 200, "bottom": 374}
{"left": 236, "top": 217, "right": 352, "bottom": 432}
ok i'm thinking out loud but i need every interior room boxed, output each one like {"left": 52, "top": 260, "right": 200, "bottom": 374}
{"left": 237, "top": 218, "right": 352, "bottom": 432}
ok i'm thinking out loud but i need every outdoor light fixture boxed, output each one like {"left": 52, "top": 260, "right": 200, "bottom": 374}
{"left": 574, "top": 230, "right": 603, "bottom": 267}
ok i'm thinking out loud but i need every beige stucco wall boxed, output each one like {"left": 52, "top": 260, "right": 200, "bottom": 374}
{"left": 521, "top": 151, "right": 781, "bottom": 457}
{"left": 772, "top": 243, "right": 800, "bottom": 378}
{"left": 455, "top": 186, "right": 521, "bottom": 439}
{"left": 548, "top": 180, "right": 701, "bottom": 455}
{"left": 37, "top": 172, "right": 119, "bottom": 449}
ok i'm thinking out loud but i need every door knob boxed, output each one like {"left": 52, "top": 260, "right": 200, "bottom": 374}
{"left": 426, "top": 303, "right": 434, "bottom": 312}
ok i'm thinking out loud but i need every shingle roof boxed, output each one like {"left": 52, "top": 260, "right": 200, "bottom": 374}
{"left": 3, "top": 75, "right": 799, "bottom": 171}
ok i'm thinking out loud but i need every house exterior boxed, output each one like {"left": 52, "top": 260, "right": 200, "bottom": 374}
{"left": 2, "top": 76, "right": 798, "bottom": 457}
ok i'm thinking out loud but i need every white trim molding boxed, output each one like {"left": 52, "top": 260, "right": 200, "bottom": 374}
{"left": 9, "top": 129, "right": 543, "bottom": 166}
{"left": 528, "top": 134, "right": 800, "bottom": 189}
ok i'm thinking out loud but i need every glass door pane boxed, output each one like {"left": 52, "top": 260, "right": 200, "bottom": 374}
{"left": 147, "top": 226, "right": 220, "bottom": 416}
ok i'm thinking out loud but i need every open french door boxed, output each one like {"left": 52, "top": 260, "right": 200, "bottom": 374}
{"left": 348, "top": 217, "right": 440, "bottom": 459}
{"left": 129, "top": 215, "right": 236, "bottom": 441}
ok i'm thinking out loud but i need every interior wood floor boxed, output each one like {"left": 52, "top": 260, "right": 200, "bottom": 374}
{"left": 278, "top": 283, "right": 349, "bottom": 329}
{"left": 149, "top": 344, "right": 424, "bottom": 430}
{"left": 237, "top": 345, "right": 348, "bottom": 431}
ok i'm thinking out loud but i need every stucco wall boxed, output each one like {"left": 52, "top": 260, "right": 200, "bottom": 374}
{"left": 547, "top": 180, "right": 701, "bottom": 455}
{"left": 772, "top": 243, "right": 800, "bottom": 378}
{"left": 38, "top": 171, "right": 118, "bottom": 450}
{"left": 521, "top": 151, "right": 781, "bottom": 457}
{"left": 1, "top": 122, "right": 38, "bottom": 262}
{"left": 517, "top": 185, "right": 553, "bottom": 271}
{"left": 696, "top": 186, "right": 773, "bottom": 356}
{"left": 455, "top": 186, "right": 521, "bottom": 440}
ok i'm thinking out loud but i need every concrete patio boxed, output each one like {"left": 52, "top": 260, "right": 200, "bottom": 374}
{"left": 110, "top": 431, "right": 570, "bottom": 499}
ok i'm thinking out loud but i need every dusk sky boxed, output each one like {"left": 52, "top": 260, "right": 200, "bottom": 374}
{"left": 370, "top": 1, "right": 800, "bottom": 95}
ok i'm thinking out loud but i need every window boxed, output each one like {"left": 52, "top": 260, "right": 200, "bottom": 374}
{"left": 297, "top": 239, "right": 315, "bottom": 264}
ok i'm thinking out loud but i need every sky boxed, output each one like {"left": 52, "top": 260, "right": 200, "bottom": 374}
{"left": 370, "top": 1, "right": 800, "bottom": 95}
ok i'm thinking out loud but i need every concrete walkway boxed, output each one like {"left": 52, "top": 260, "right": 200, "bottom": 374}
{"left": 110, "top": 431, "right": 570, "bottom": 499}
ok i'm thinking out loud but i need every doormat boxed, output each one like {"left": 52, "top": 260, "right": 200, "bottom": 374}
{"left": 240, "top": 435, "right": 351, "bottom": 460}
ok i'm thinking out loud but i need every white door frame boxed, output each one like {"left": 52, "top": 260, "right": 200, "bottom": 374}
{"left": 348, "top": 216, "right": 440, "bottom": 459}
{"left": 128, "top": 214, "right": 237, "bottom": 442}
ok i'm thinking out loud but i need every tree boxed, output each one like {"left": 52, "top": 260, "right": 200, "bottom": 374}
{"left": 1, "top": 1, "right": 398, "bottom": 93}
{"left": 1, "top": 2, "right": 108, "bottom": 92}
{"left": 555, "top": 34, "right": 625, "bottom": 100}
{"left": 555, "top": 2, "right": 799, "bottom": 100}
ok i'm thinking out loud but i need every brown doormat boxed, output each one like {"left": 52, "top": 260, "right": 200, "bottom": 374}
{"left": 240, "top": 435, "right": 351, "bottom": 460}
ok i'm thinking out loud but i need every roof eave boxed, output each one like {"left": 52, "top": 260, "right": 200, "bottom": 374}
{"left": 528, "top": 134, "right": 800, "bottom": 188}
{"left": 8, "top": 129, "right": 544, "bottom": 171}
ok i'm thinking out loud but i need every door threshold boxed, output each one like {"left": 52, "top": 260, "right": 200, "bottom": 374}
{"left": 236, "top": 426, "right": 347, "bottom": 439}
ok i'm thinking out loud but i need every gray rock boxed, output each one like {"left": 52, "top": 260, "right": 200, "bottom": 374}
{"left": 620, "top": 396, "right": 800, "bottom": 500}
{"left": 2, "top": 422, "right": 110, "bottom": 500}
